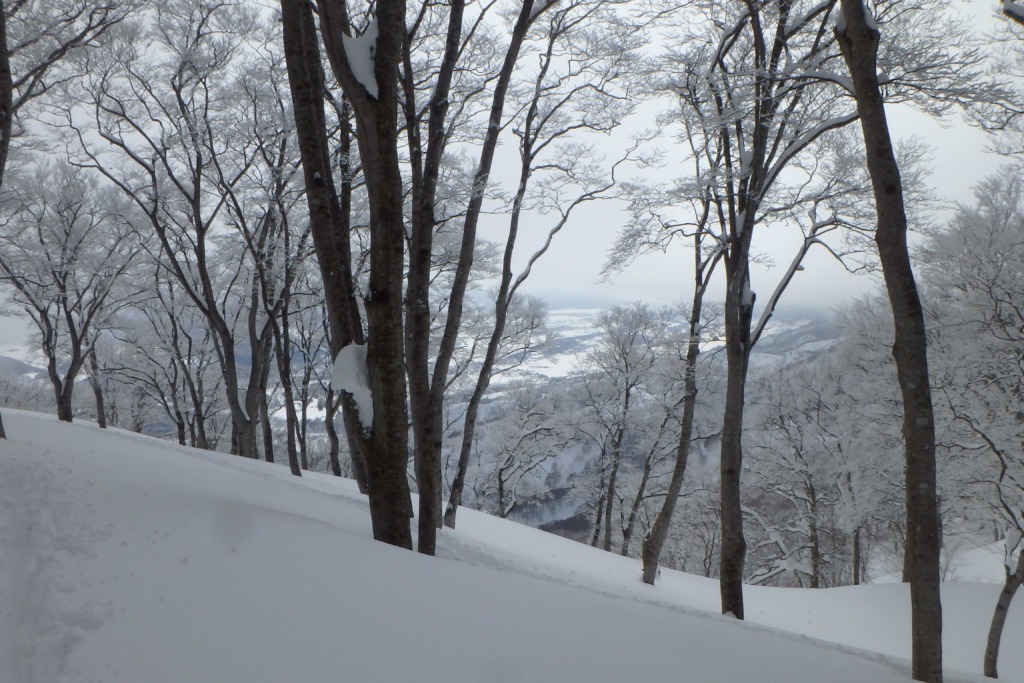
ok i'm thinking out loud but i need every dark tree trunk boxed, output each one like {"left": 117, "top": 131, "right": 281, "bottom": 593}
{"left": 642, "top": 246, "right": 718, "bottom": 583}
{"left": 272, "top": 299, "right": 302, "bottom": 477}
{"left": 316, "top": 0, "right": 413, "bottom": 549}
{"left": 984, "top": 549, "right": 1024, "bottom": 678}
{"left": 0, "top": 1, "right": 10, "bottom": 440}
{"left": 279, "top": 0, "right": 370, "bottom": 493}
{"left": 837, "top": 3, "right": 943, "bottom": 679}
{"left": 808, "top": 482, "right": 821, "bottom": 589}
{"left": 56, "top": 392, "right": 73, "bottom": 423}
{"left": 621, "top": 426, "right": 663, "bottom": 557}
{"left": 853, "top": 526, "right": 861, "bottom": 585}
{"left": 603, "top": 418, "right": 628, "bottom": 552}
{"left": 719, "top": 249, "right": 755, "bottom": 619}
{"left": 87, "top": 346, "right": 107, "bottom": 429}
{"left": 401, "top": 0, "right": 466, "bottom": 556}
{"left": 325, "top": 388, "right": 343, "bottom": 477}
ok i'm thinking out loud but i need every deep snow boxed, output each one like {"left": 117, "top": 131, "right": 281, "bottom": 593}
{"left": 1, "top": 409, "right": 1020, "bottom": 683}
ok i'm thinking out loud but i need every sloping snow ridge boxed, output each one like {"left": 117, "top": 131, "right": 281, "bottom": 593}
{"left": 1, "top": 409, "right": 1020, "bottom": 683}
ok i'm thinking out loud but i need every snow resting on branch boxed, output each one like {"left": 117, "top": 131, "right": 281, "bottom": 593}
{"left": 834, "top": 2, "right": 878, "bottom": 35}
{"left": 342, "top": 19, "right": 379, "bottom": 99}
{"left": 332, "top": 344, "right": 373, "bottom": 432}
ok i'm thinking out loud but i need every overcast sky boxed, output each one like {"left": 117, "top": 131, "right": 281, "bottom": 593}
{"left": 497, "top": 0, "right": 1007, "bottom": 313}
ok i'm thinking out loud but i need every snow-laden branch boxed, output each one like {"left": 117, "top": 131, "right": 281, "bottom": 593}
{"left": 763, "top": 111, "right": 859, "bottom": 191}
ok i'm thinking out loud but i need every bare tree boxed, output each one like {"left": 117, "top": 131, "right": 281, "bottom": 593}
{"left": 0, "top": 162, "right": 140, "bottom": 422}
{"left": 0, "top": 0, "right": 130, "bottom": 437}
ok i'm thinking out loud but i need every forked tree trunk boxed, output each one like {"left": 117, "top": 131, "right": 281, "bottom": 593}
{"left": 984, "top": 549, "right": 1024, "bottom": 678}
{"left": 279, "top": 0, "right": 371, "bottom": 494}
{"left": 315, "top": 0, "right": 414, "bottom": 549}
{"left": 837, "top": 2, "right": 943, "bottom": 679}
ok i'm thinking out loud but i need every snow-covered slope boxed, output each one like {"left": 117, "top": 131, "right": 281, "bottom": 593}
{"left": 1, "top": 409, "right": 1018, "bottom": 683}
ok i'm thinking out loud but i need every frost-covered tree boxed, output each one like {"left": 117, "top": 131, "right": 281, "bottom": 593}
{"left": 68, "top": 0, "right": 303, "bottom": 462}
{"left": 919, "top": 174, "right": 1024, "bottom": 679}
{"left": 0, "top": 0, "right": 130, "bottom": 437}
{"left": 0, "top": 162, "right": 140, "bottom": 422}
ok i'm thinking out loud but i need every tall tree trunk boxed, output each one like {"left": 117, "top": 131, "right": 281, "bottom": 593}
{"left": 317, "top": 0, "right": 414, "bottom": 549}
{"left": 279, "top": 0, "right": 370, "bottom": 493}
{"left": 719, "top": 250, "right": 755, "bottom": 619}
{"left": 437, "top": 0, "right": 541, "bottom": 531}
{"left": 621, "top": 434, "right": 660, "bottom": 557}
{"left": 603, "top": 417, "right": 628, "bottom": 552}
{"left": 853, "top": 526, "right": 862, "bottom": 586}
{"left": 272, "top": 302, "right": 302, "bottom": 477}
{"left": 401, "top": 0, "right": 466, "bottom": 556}
{"left": 0, "top": 0, "right": 10, "bottom": 440}
{"left": 984, "top": 549, "right": 1024, "bottom": 678}
{"left": 87, "top": 346, "right": 107, "bottom": 429}
{"left": 808, "top": 482, "right": 821, "bottom": 589}
{"left": 837, "top": 3, "right": 943, "bottom": 679}
{"left": 642, "top": 245, "right": 718, "bottom": 583}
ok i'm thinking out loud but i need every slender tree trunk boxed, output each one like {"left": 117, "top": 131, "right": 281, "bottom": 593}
{"left": 0, "top": 1, "right": 13, "bottom": 440}
{"left": 642, "top": 252, "right": 716, "bottom": 583}
{"left": 437, "top": 1, "right": 540, "bottom": 530}
{"left": 603, "top": 422, "right": 627, "bottom": 552}
{"left": 590, "top": 491, "right": 606, "bottom": 548}
{"left": 272, "top": 306, "right": 302, "bottom": 477}
{"left": 984, "top": 550, "right": 1024, "bottom": 678}
{"left": 259, "top": 381, "right": 274, "bottom": 462}
{"left": 87, "top": 347, "right": 107, "bottom": 429}
{"left": 621, "top": 438, "right": 659, "bottom": 557}
{"left": 853, "top": 526, "right": 862, "bottom": 585}
{"left": 809, "top": 485, "right": 821, "bottom": 589}
{"left": 325, "top": 388, "right": 343, "bottom": 477}
{"left": 837, "top": 4, "right": 943, "bottom": 679}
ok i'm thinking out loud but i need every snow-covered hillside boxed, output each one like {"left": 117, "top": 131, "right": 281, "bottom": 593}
{"left": 1, "top": 410, "right": 1019, "bottom": 683}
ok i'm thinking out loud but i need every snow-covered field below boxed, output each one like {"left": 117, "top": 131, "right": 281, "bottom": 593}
{"left": 1, "top": 409, "right": 1020, "bottom": 683}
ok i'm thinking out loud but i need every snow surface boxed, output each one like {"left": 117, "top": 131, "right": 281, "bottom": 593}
{"left": 1, "top": 409, "right": 1021, "bottom": 683}
{"left": 342, "top": 20, "right": 379, "bottom": 99}
{"left": 331, "top": 343, "right": 372, "bottom": 431}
